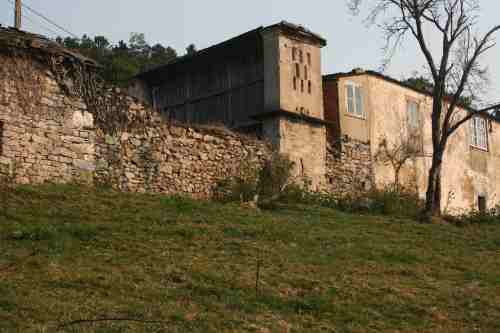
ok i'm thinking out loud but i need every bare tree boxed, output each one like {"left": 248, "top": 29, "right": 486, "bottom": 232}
{"left": 348, "top": 0, "right": 500, "bottom": 219}
{"left": 375, "top": 134, "right": 421, "bottom": 191}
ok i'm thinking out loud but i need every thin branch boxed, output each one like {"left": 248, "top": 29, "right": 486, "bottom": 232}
{"left": 56, "top": 317, "right": 169, "bottom": 331}
{"left": 447, "top": 103, "right": 500, "bottom": 136}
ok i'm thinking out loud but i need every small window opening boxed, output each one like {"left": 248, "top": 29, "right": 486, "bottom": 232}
{"left": 478, "top": 195, "right": 487, "bottom": 213}
{"left": 0, "top": 121, "right": 3, "bottom": 156}
{"left": 292, "top": 47, "right": 297, "bottom": 61}
{"left": 307, "top": 52, "right": 311, "bottom": 65}
{"left": 299, "top": 50, "right": 303, "bottom": 63}
{"left": 308, "top": 81, "right": 312, "bottom": 94}
{"left": 295, "top": 63, "right": 300, "bottom": 78}
{"left": 293, "top": 77, "right": 297, "bottom": 90}
{"left": 301, "top": 80, "right": 304, "bottom": 92}
{"left": 304, "top": 66, "right": 308, "bottom": 80}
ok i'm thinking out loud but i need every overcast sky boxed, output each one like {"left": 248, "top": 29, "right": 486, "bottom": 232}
{"left": 1, "top": 0, "right": 499, "bottom": 101}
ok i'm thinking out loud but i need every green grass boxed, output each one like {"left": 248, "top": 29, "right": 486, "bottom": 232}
{"left": 0, "top": 184, "right": 499, "bottom": 332}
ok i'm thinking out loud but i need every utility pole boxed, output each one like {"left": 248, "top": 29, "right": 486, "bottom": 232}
{"left": 14, "top": 0, "right": 22, "bottom": 29}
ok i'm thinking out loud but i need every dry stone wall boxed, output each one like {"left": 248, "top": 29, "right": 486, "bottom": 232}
{"left": 0, "top": 55, "right": 96, "bottom": 184}
{"left": 325, "top": 137, "right": 374, "bottom": 197}
{"left": 1, "top": 41, "right": 372, "bottom": 201}
{"left": 0, "top": 52, "right": 269, "bottom": 198}
{"left": 94, "top": 125, "right": 268, "bottom": 198}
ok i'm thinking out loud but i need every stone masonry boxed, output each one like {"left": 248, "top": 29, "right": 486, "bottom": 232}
{"left": 325, "top": 137, "right": 374, "bottom": 197}
{"left": 0, "top": 41, "right": 269, "bottom": 198}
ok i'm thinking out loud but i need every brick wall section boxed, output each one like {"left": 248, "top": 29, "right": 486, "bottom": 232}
{"left": 323, "top": 80, "right": 341, "bottom": 141}
{"left": 325, "top": 137, "right": 374, "bottom": 197}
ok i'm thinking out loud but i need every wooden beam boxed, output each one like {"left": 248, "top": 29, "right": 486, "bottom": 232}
{"left": 14, "top": 0, "right": 22, "bottom": 29}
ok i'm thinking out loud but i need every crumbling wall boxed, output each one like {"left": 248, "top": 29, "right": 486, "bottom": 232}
{"left": 0, "top": 50, "right": 269, "bottom": 198}
{"left": 95, "top": 124, "right": 268, "bottom": 198}
{"left": 0, "top": 54, "right": 96, "bottom": 184}
{"left": 325, "top": 137, "right": 374, "bottom": 197}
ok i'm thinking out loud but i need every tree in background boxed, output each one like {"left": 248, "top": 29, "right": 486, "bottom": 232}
{"left": 348, "top": 0, "right": 500, "bottom": 220}
{"left": 186, "top": 43, "right": 197, "bottom": 56}
{"left": 56, "top": 32, "right": 180, "bottom": 86}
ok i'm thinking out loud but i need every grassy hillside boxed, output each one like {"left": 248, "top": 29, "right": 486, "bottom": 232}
{"left": 0, "top": 185, "right": 499, "bottom": 332}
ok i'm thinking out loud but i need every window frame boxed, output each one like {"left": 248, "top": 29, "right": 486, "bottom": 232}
{"left": 470, "top": 116, "right": 489, "bottom": 151}
{"left": 406, "top": 99, "right": 420, "bottom": 130}
{"left": 345, "top": 81, "right": 366, "bottom": 119}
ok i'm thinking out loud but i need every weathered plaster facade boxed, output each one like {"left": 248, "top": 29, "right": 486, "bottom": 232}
{"left": 324, "top": 70, "right": 500, "bottom": 213}
{"left": 2, "top": 24, "right": 499, "bottom": 213}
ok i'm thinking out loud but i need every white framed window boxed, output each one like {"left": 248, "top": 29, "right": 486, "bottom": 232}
{"left": 407, "top": 100, "right": 419, "bottom": 129}
{"left": 470, "top": 117, "right": 488, "bottom": 151}
{"left": 346, "top": 82, "right": 365, "bottom": 118}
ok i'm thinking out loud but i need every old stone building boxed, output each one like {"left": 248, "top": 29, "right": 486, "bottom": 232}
{"left": 1, "top": 23, "right": 499, "bottom": 213}
{"left": 129, "top": 21, "right": 330, "bottom": 188}
{"left": 323, "top": 69, "right": 500, "bottom": 214}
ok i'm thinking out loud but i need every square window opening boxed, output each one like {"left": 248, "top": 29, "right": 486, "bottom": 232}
{"left": 478, "top": 195, "right": 487, "bottom": 213}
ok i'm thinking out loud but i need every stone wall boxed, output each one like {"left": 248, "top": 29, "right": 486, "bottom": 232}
{"left": 325, "top": 136, "right": 374, "bottom": 197}
{"left": 94, "top": 124, "right": 268, "bottom": 198}
{"left": 0, "top": 52, "right": 269, "bottom": 198}
{"left": 0, "top": 55, "right": 97, "bottom": 185}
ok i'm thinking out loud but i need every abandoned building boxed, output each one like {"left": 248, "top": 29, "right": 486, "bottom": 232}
{"left": 1, "top": 22, "right": 499, "bottom": 213}
{"left": 129, "top": 21, "right": 330, "bottom": 188}
{"left": 323, "top": 70, "right": 500, "bottom": 213}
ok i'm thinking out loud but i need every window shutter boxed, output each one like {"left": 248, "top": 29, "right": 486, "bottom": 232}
{"left": 407, "top": 101, "right": 418, "bottom": 128}
{"left": 478, "top": 118, "right": 487, "bottom": 149}
{"left": 470, "top": 118, "right": 477, "bottom": 147}
{"left": 347, "top": 85, "right": 354, "bottom": 114}
{"left": 355, "top": 86, "right": 363, "bottom": 116}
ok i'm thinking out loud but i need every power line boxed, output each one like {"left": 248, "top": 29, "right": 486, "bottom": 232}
{"left": 23, "top": 13, "right": 60, "bottom": 37}
{"left": 6, "top": 0, "right": 79, "bottom": 38}
{"left": 4, "top": 0, "right": 60, "bottom": 36}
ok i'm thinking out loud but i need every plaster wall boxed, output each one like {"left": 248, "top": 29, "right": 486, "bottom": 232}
{"left": 277, "top": 117, "right": 326, "bottom": 189}
{"left": 277, "top": 34, "right": 324, "bottom": 119}
{"left": 335, "top": 73, "right": 500, "bottom": 213}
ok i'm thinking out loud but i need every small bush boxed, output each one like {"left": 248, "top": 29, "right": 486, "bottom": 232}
{"left": 214, "top": 153, "right": 297, "bottom": 208}
{"left": 287, "top": 186, "right": 423, "bottom": 219}
{"left": 443, "top": 207, "right": 500, "bottom": 225}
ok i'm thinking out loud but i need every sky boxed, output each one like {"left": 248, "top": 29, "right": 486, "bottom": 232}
{"left": 1, "top": 0, "right": 499, "bottom": 101}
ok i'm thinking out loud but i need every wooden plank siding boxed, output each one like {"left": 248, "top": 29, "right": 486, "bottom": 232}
{"left": 151, "top": 47, "right": 264, "bottom": 128}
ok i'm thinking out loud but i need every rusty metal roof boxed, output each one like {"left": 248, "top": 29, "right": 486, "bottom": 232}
{"left": 0, "top": 26, "right": 98, "bottom": 67}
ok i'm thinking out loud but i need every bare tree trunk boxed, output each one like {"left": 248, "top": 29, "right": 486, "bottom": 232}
{"left": 424, "top": 152, "right": 443, "bottom": 220}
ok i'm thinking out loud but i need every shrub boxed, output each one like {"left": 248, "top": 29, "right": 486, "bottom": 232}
{"left": 443, "top": 207, "right": 500, "bottom": 225}
{"left": 338, "top": 186, "right": 423, "bottom": 218}
{"left": 214, "top": 153, "right": 297, "bottom": 208}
